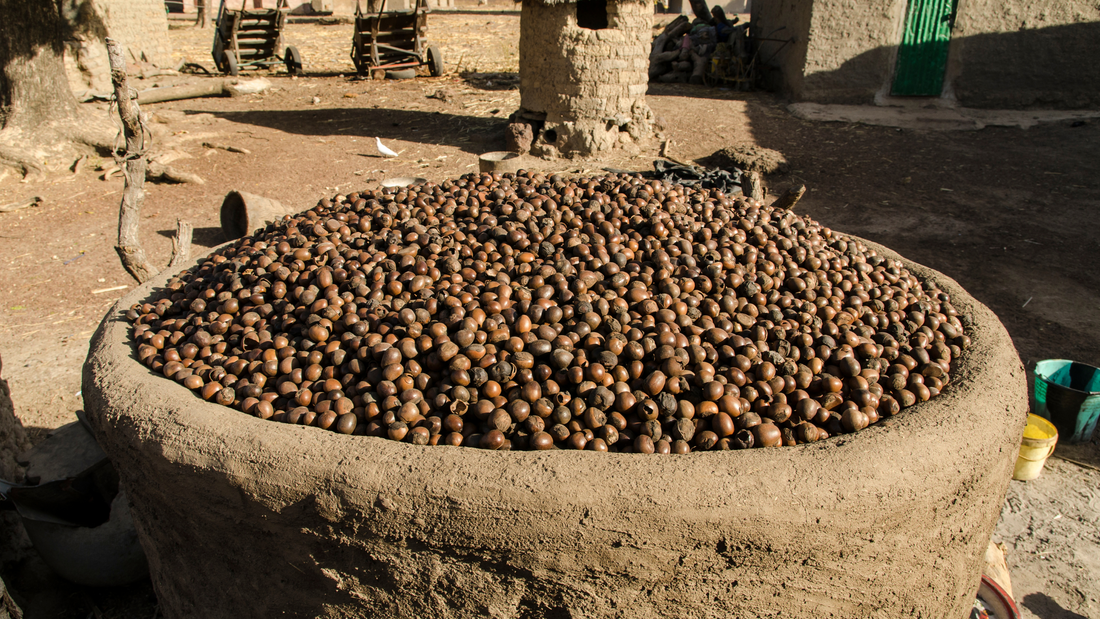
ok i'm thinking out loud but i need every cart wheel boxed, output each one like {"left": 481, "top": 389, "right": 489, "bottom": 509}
{"left": 212, "top": 39, "right": 226, "bottom": 72}
{"left": 284, "top": 46, "right": 302, "bottom": 76}
{"left": 426, "top": 46, "right": 444, "bottom": 77}
{"left": 223, "top": 52, "right": 239, "bottom": 77}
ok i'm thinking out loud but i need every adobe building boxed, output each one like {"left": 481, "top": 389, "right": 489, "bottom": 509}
{"left": 516, "top": 0, "right": 656, "bottom": 157}
{"left": 753, "top": 0, "right": 1100, "bottom": 108}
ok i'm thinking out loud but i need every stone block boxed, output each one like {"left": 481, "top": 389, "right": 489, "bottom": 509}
{"left": 573, "top": 97, "right": 606, "bottom": 113}
{"left": 505, "top": 122, "right": 535, "bottom": 154}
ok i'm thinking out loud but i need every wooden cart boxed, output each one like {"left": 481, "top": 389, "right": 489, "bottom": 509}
{"left": 212, "top": 0, "right": 302, "bottom": 76}
{"left": 351, "top": 0, "right": 443, "bottom": 78}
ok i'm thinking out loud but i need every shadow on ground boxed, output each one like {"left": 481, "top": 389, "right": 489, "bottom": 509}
{"left": 1022, "top": 592, "right": 1089, "bottom": 619}
{"left": 157, "top": 226, "right": 227, "bottom": 249}
{"left": 206, "top": 107, "right": 508, "bottom": 154}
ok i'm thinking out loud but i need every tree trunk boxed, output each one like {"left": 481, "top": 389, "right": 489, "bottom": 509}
{"left": 0, "top": 0, "right": 116, "bottom": 180}
{"left": 108, "top": 38, "right": 156, "bottom": 284}
{"left": 0, "top": 0, "right": 79, "bottom": 130}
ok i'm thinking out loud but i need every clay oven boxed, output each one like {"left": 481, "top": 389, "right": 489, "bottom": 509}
{"left": 84, "top": 233, "right": 1026, "bottom": 619}
{"left": 516, "top": 0, "right": 655, "bottom": 157}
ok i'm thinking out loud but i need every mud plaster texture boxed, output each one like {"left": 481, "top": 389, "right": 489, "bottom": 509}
{"left": 0, "top": 355, "right": 32, "bottom": 569}
{"left": 518, "top": 0, "right": 654, "bottom": 158}
{"left": 83, "top": 238, "right": 1027, "bottom": 619}
{"left": 0, "top": 354, "right": 30, "bottom": 483}
{"left": 752, "top": 0, "right": 1100, "bottom": 109}
{"left": 61, "top": 0, "right": 175, "bottom": 94}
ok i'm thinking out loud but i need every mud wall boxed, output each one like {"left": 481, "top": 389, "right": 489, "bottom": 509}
{"left": 63, "top": 0, "right": 174, "bottom": 94}
{"left": 753, "top": 0, "right": 1100, "bottom": 109}
{"left": 519, "top": 0, "right": 653, "bottom": 156}
{"left": 948, "top": 1, "right": 1100, "bottom": 109}
{"left": 84, "top": 238, "right": 1027, "bottom": 619}
{"left": 750, "top": 0, "right": 814, "bottom": 98}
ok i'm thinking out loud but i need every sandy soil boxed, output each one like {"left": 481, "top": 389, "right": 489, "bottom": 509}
{"left": 0, "top": 6, "right": 1097, "bottom": 618}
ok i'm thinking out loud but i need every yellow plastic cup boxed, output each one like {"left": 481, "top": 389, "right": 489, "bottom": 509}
{"left": 1013, "top": 414, "right": 1058, "bottom": 481}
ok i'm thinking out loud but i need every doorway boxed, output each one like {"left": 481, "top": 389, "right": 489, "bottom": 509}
{"left": 891, "top": 0, "right": 958, "bottom": 96}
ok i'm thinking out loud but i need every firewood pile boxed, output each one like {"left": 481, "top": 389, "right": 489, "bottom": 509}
{"left": 649, "top": 0, "right": 752, "bottom": 88}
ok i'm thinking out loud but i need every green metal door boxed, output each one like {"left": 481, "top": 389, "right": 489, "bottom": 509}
{"left": 891, "top": 0, "right": 957, "bottom": 96}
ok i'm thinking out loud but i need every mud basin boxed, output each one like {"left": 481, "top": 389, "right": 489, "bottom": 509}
{"left": 84, "top": 237, "right": 1026, "bottom": 619}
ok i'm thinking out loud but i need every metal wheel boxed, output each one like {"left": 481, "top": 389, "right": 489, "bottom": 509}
{"left": 426, "top": 45, "right": 443, "bottom": 77}
{"left": 284, "top": 45, "right": 302, "bottom": 75}
{"left": 223, "top": 52, "right": 238, "bottom": 76}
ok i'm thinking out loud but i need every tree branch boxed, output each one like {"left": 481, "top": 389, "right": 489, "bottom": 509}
{"left": 771, "top": 184, "right": 807, "bottom": 211}
{"left": 742, "top": 170, "right": 765, "bottom": 202}
{"left": 167, "top": 219, "right": 194, "bottom": 270}
{"left": 108, "top": 38, "right": 156, "bottom": 283}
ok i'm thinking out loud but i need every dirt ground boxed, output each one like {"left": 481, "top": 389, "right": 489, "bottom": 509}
{"left": 0, "top": 6, "right": 1097, "bottom": 618}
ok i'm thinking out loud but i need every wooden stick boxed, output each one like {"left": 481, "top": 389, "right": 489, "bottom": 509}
{"left": 0, "top": 197, "right": 41, "bottom": 214}
{"left": 166, "top": 219, "right": 194, "bottom": 270}
{"left": 743, "top": 170, "right": 765, "bottom": 202}
{"left": 771, "top": 184, "right": 806, "bottom": 211}
{"left": 1051, "top": 454, "right": 1100, "bottom": 472}
{"left": 108, "top": 38, "right": 156, "bottom": 284}
{"left": 137, "top": 82, "right": 225, "bottom": 105}
{"left": 202, "top": 141, "right": 251, "bottom": 154}
{"left": 147, "top": 161, "right": 205, "bottom": 184}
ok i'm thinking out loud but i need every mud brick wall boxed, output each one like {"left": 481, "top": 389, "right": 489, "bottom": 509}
{"left": 752, "top": 0, "right": 1100, "bottom": 109}
{"left": 519, "top": 0, "right": 654, "bottom": 156}
{"left": 63, "top": 0, "right": 173, "bottom": 94}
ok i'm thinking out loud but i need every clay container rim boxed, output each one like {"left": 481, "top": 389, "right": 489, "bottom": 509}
{"left": 84, "top": 234, "right": 1023, "bottom": 485}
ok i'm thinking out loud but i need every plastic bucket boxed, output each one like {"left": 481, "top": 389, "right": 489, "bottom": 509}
{"left": 1012, "top": 414, "right": 1058, "bottom": 481}
{"left": 479, "top": 151, "right": 520, "bottom": 174}
{"left": 1033, "top": 359, "right": 1100, "bottom": 443}
{"left": 974, "top": 574, "right": 1021, "bottom": 619}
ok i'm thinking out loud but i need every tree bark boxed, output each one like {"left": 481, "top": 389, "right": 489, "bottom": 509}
{"left": 108, "top": 38, "right": 156, "bottom": 284}
{"left": 166, "top": 219, "right": 194, "bottom": 270}
{"left": 770, "top": 184, "right": 807, "bottom": 211}
{"left": 0, "top": 0, "right": 80, "bottom": 130}
{"left": 743, "top": 170, "right": 765, "bottom": 202}
{"left": 0, "top": 0, "right": 115, "bottom": 179}
{"left": 138, "top": 81, "right": 226, "bottom": 104}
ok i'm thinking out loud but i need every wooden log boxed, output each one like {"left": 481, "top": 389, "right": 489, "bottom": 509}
{"left": 0, "top": 197, "right": 41, "bottom": 214}
{"left": 107, "top": 38, "right": 156, "bottom": 284}
{"left": 771, "top": 184, "right": 806, "bottom": 211}
{"left": 147, "top": 162, "right": 205, "bottom": 185}
{"left": 983, "top": 541, "right": 1014, "bottom": 601}
{"left": 166, "top": 219, "right": 194, "bottom": 270}
{"left": 689, "top": 48, "right": 708, "bottom": 85}
{"left": 689, "top": 0, "right": 713, "bottom": 24}
{"left": 137, "top": 82, "right": 225, "bottom": 104}
{"left": 649, "top": 16, "right": 691, "bottom": 80}
{"left": 108, "top": 39, "right": 192, "bottom": 283}
{"left": 649, "top": 50, "right": 682, "bottom": 80}
{"left": 743, "top": 170, "right": 765, "bottom": 202}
